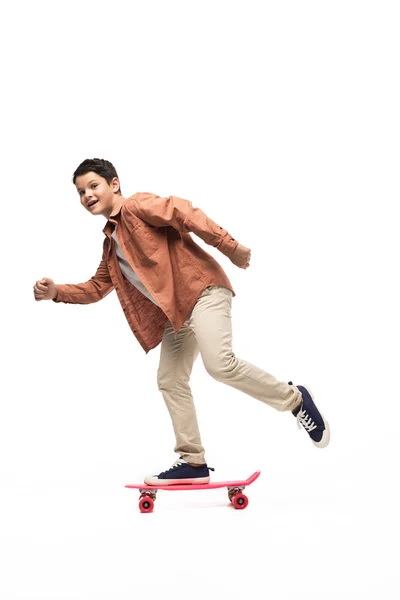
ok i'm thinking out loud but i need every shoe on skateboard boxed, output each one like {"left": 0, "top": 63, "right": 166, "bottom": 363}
{"left": 143, "top": 458, "right": 214, "bottom": 486}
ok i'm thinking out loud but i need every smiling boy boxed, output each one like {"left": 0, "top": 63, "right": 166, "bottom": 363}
{"left": 33, "top": 158, "right": 330, "bottom": 485}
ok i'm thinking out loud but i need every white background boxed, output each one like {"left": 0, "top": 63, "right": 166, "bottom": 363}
{"left": 1, "top": 1, "right": 399, "bottom": 598}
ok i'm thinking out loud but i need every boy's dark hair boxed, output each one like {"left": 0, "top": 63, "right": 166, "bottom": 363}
{"left": 72, "top": 158, "right": 122, "bottom": 195}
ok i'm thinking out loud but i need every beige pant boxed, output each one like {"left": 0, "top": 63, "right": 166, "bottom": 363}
{"left": 157, "top": 285, "right": 302, "bottom": 464}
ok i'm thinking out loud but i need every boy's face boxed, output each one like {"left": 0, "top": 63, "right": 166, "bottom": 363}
{"left": 76, "top": 172, "right": 123, "bottom": 218}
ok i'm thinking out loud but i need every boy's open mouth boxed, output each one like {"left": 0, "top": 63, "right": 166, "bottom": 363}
{"left": 88, "top": 200, "right": 99, "bottom": 208}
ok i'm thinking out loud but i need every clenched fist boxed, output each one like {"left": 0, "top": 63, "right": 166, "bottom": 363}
{"left": 230, "top": 244, "right": 251, "bottom": 269}
{"left": 33, "top": 277, "right": 57, "bottom": 301}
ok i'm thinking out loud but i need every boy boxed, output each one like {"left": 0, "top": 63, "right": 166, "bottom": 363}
{"left": 33, "top": 158, "right": 330, "bottom": 485}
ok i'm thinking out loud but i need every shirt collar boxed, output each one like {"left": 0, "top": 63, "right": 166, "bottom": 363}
{"left": 102, "top": 196, "right": 126, "bottom": 237}
{"left": 103, "top": 220, "right": 115, "bottom": 238}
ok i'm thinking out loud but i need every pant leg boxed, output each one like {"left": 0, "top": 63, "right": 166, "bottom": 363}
{"left": 157, "top": 318, "right": 206, "bottom": 464}
{"left": 188, "top": 286, "right": 302, "bottom": 412}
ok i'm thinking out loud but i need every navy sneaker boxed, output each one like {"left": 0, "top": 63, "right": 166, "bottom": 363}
{"left": 144, "top": 459, "right": 215, "bottom": 486}
{"left": 289, "top": 382, "right": 330, "bottom": 448}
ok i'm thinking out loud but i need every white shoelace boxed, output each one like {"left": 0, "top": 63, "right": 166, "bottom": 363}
{"left": 165, "top": 459, "right": 187, "bottom": 472}
{"left": 296, "top": 408, "right": 317, "bottom": 432}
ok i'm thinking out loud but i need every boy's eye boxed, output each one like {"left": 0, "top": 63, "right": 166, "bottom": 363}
{"left": 79, "top": 184, "right": 97, "bottom": 195}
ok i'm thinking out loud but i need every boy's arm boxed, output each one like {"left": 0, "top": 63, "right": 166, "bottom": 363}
{"left": 52, "top": 244, "right": 114, "bottom": 304}
{"left": 129, "top": 193, "right": 240, "bottom": 259}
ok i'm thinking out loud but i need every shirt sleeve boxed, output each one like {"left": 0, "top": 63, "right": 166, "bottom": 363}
{"left": 52, "top": 241, "right": 114, "bottom": 304}
{"left": 129, "top": 192, "right": 239, "bottom": 258}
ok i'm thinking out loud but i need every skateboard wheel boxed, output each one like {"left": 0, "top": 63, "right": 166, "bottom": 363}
{"left": 139, "top": 495, "right": 154, "bottom": 513}
{"left": 232, "top": 493, "right": 248, "bottom": 510}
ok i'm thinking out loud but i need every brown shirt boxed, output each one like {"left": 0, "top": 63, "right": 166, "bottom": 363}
{"left": 53, "top": 192, "right": 239, "bottom": 353}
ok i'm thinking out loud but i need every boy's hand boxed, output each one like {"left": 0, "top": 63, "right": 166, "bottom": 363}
{"left": 230, "top": 244, "right": 251, "bottom": 269}
{"left": 33, "top": 277, "right": 57, "bottom": 301}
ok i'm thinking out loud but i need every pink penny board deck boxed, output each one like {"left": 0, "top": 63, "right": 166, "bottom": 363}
{"left": 125, "top": 470, "right": 260, "bottom": 491}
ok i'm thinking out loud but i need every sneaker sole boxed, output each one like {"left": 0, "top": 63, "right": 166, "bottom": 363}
{"left": 302, "top": 385, "right": 330, "bottom": 448}
{"left": 143, "top": 476, "right": 210, "bottom": 486}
